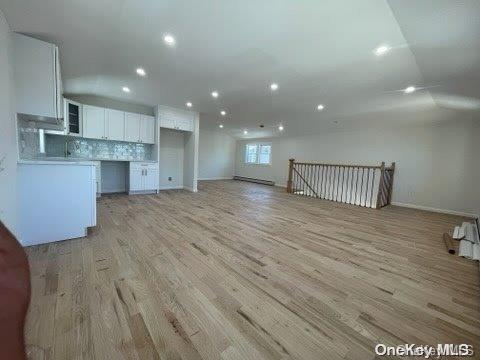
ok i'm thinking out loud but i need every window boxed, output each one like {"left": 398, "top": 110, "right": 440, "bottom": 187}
{"left": 245, "top": 143, "right": 271, "bottom": 165}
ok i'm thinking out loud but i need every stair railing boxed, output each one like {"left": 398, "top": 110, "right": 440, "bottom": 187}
{"left": 286, "top": 159, "right": 395, "bottom": 209}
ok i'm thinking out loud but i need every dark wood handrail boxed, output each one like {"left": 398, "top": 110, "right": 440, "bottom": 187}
{"left": 293, "top": 162, "right": 394, "bottom": 170}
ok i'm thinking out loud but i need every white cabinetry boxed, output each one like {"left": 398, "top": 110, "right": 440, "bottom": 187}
{"left": 13, "top": 33, "right": 63, "bottom": 122}
{"left": 106, "top": 109, "right": 125, "bottom": 141}
{"left": 83, "top": 106, "right": 127, "bottom": 141}
{"left": 158, "top": 107, "right": 194, "bottom": 132}
{"left": 125, "top": 112, "right": 142, "bottom": 142}
{"left": 81, "top": 104, "right": 156, "bottom": 144}
{"left": 141, "top": 115, "right": 156, "bottom": 144}
{"left": 125, "top": 113, "right": 155, "bottom": 144}
{"left": 93, "top": 161, "right": 101, "bottom": 197}
{"left": 83, "top": 105, "right": 106, "bottom": 140}
{"left": 129, "top": 163, "right": 159, "bottom": 194}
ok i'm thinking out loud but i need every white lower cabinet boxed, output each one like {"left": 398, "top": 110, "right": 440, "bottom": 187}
{"left": 93, "top": 161, "right": 101, "bottom": 197}
{"left": 129, "top": 162, "right": 159, "bottom": 194}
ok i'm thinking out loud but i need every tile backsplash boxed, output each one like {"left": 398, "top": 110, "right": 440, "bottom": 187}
{"left": 17, "top": 119, "right": 43, "bottom": 159}
{"left": 45, "top": 135, "right": 154, "bottom": 161}
{"left": 17, "top": 119, "right": 154, "bottom": 161}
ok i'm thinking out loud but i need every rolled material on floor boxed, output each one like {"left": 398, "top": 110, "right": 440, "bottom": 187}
{"left": 443, "top": 233, "right": 456, "bottom": 255}
{"left": 473, "top": 244, "right": 480, "bottom": 261}
{"left": 459, "top": 240, "right": 473, "bottom": 259}
{"left": 453, "top": 224, "right": 466, "bottom": 240}
{"left": 464, "top": 222, "right": 475, "bottom": 243}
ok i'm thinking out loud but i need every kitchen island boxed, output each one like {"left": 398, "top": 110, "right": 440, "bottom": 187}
{"left": 17, "top": 160, "right": 97, "bottom": 246}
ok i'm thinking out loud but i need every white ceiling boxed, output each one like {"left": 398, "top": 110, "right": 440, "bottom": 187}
{"left": 1, "top": 0, "right": 479, "bottom": 138}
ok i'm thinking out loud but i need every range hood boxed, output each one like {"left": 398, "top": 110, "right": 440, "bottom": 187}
{"left": 13, "top": 33, "right": 64, "bottom": 132}
{"left": 17, "top": 113, "right": 65, "bottom": 131}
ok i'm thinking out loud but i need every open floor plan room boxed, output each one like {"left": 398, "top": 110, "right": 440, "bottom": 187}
{"left": 26, "top": 181, "right": 479, "bottom": 359}
{"left": 1, "top": 1, "right": 480, "bottom": 359}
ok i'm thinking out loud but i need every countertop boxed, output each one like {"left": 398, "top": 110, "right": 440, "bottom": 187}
{"left": 19, "top": 157, "right": 158, "bottom": 164}
{"left": 18, "top": 159, "right": 97, "bottom": 166}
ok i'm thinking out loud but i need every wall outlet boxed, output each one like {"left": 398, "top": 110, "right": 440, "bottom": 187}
{"left": 168, "top": 176, "right": 172, "bottom": 181}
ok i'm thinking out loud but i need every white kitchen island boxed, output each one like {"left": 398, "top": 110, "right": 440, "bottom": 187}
{"left": 17, "top": 160, "right": 97, "bottom": 246}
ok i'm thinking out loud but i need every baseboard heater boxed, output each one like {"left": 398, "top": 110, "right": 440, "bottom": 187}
{"left": 233, "top": 176, "right": 275, "bottom": 186}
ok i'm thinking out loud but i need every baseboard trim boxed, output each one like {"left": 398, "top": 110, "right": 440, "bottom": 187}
{"left": 128, "top": 190, "right": 157, "bottom": 195}
{"left": 391, "top": 202, "right": 479, "bottom": 219}
{"left": 158, "top": 186, "right": 184, "bottom": 190}
{"left": 198, "top": 177, "right": 233, "bottom": 181}
{"left": 233, "top": 176, "right": 275, "bottom": 186}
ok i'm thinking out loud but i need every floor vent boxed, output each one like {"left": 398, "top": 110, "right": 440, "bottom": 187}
{"left": 233, "top": 176, "right": 275, "bottom": 186}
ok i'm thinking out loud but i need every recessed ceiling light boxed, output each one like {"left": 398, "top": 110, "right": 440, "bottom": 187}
{"left": 211, "top": 91, "right": 219, "bottom": 98}
{"left": 164, "top": 34, "right": 175, "bottom": 45}
{"left": 243, "top": 130, "right": 248, "bottom": 135}
{"left": 122, "top": 86, "right": 130, "bottom": 93}
{"left": 404, "top": 86, "right": 416, "bottom": 94}
{"left": 219, "top": 124, "right": 224, "bottom": 128}
{"left": 136, "top": 68, "right": 146, "bottom": 76}
{"left": 374, "top": 45, "right": 390, "bottom": 56}
{"left": 220, "top": 110, "right": 226, "bottom": 116}
{"left": 186, "top": 102, "right": 192, "bottom": 108}
{"left": 270, "top": 83, "right": 279, "bottom": 91}
{"left": 317, "top": 104, "right": 325, "bottom": 110}
{"left": 278, "top": 125, "right": 284, "bottom": 131}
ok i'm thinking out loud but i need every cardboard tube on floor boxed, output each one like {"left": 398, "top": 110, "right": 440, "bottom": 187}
{"left": 443, "top": 233, "right": 455, "bottom": 255}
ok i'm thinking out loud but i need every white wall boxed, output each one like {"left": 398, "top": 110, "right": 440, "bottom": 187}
{"left": 183, "top": 113, "right": 199, "bottom": 192}
{"left": 0, "top": 11, "right": 18, "bottom": 235}
{"left": 235, "top": 117, "right": 480, "bottom": 217}
{"left": 198, "top": 129, "right": 235, "bottom": 180}
{"left": 159, "top": 129, "right": 184, "bottom": 189}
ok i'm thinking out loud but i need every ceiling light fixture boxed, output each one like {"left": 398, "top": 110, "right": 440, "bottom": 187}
{"left": 278, "top": 125, "right": 284, "bottom": 131}
{"left": 219, "top": 124, "right": 224, "bottom": 128}
{"left": 211, "top": 91, "right": 219, "bottom": 98}
{"left": 136, "top": 68, "right": 146, "bottom": 76}
{"left": 404, "top": 86, "right": 416, "bottom": 94}
{"left": 186, "top": 102, "right": 192, "bottom": 108}
{"left": 220, "top": 110, "right": 226, "bottom": 116}
{"left": 122, "top": 86, "right": 130, "bottom": 93}
{"left": 243, "top": 130, "right": 248, "bottom": 135}
{"left": 164, "top": 34, "right": 175, "bottom": 45}
{"left": 270, "top": 83, "right": 279, "bottom": 91}
{"left": 374, "top": 45, "right": 390, "bottom": 56}
{"left": 317, "top": 104, "right": 325, "bottom": 110}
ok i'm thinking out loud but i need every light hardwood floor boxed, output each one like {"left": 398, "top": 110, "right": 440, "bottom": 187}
{"left": 25, "top": 180, "right": 480, "bottom": 359}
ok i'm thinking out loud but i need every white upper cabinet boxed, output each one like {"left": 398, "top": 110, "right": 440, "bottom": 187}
{"left": 125, "top": 112, "right": 142, "bottom": 142}
{"left": 124, "top": 113, "right": 155, "bottom": 144}
{"left": 159, "top": 111, "right": 176, "bottom": 129}
{"left": 158, "top": 107, "right": 194, "bottom": 132}
{"left": 13, "top": 33, "right": 63, "bottom": 121}
{"left": 140, "top": 115, "right": 156, "bottom": 144}
{"left": 175, "top": 117, "right": 194, "bottom": 132}
{"left": 77, "top": 103, "right": 156, "bottom": 144}
{"left": 64, "top": 99, "right": 82, "bottom": 136}
{"left": 106, "top": 109, "right": 125, "bottom": 141}
{"left": 83, "top": 105, "right": 105, "bottom": 140}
